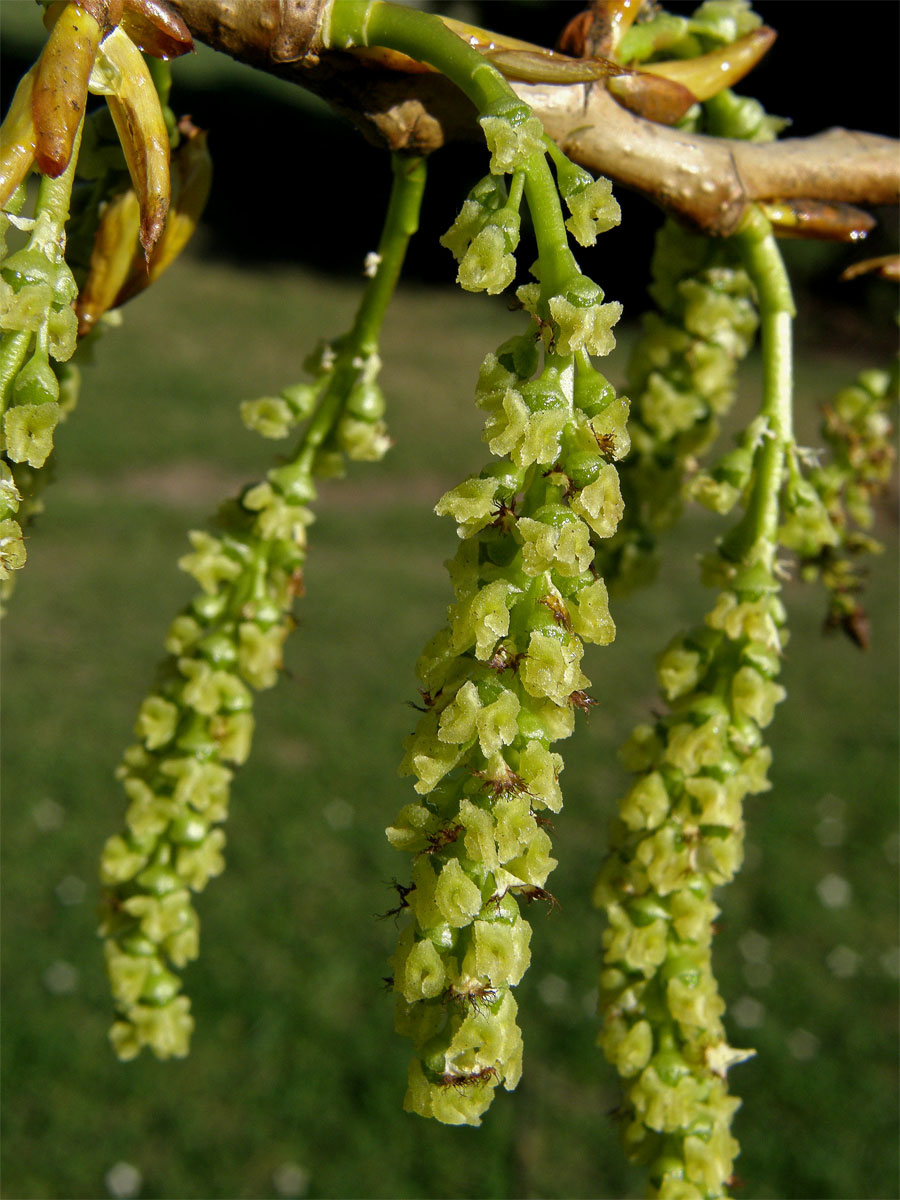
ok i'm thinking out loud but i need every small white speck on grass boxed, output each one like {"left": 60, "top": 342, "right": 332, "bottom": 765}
{"left": 738, "top": 930, "right": 770, "bottom": 963}
{"left": 815, "top": 816, "right": 846, "bottom": 847}
{"left": 732, "top": 995, "right": 766, "bottom": 1029}
{"left": 826, "top": 945, "right": 861, "bottom": 978}
{"left": 55, "top": 875, "right": 86, "bottom": 906}
{"left": 742, "top": 960, "right": 773, "bottom": 989}
{"left": 105, "top": 1162, "right": 142, "bottom": 1199}
{"left": 582, "top": 987, "right": 599, "bottom": 1017}
{"left": 879, "top": 946, "right": 900, "bottom": 979}
{"left": 786, "top": 1028, "right": 820, "bottom": 1061}
{"left": 273, "top": 1162, "right": 310, "bottom": 1198}
{"left": 43, "top": 961, "right": 79, "bottom": 995}
{"left": 742, "top": 841, "right": 762, "bottom": 870}
{"left": 31, "top": 798, "right": 65, "bottom": 832}
{"left": 537, "top": 974, "right": 569, "bottom": 1006}
{"left": 324, "top": 798, "right": 354, "bottom": 830}
{"left": 817, "top": 793, "right": 846, "bottom": 820}
{"left": 817, "top": 874, "right": 852, "bottom": 909}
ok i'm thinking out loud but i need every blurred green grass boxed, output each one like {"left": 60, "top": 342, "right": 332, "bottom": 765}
{"left": 2, "top": 242, "right": 897, "bottom": 1200}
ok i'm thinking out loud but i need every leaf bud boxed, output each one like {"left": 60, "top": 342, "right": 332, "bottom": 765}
{"left": 346, "top": 380, "right": 386, "bottom": 422}
{"left": 140, "top": 963, "right": 182, "bottom": 1007}
{"left": 495, "top": 334, "right": 539, "bottom": 381}
{"left": 11, "top": 355, "right": 59, "bottom": 407}
{"left": 574, "top": 368, "right": 616, "bottom": 417}
{"left": 134, "top": 864, "right": 180, "bottom": 898}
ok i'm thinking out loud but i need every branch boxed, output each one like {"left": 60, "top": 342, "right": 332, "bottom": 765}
{"left": 167, "top": 0, "right": 900, "bottom": 236}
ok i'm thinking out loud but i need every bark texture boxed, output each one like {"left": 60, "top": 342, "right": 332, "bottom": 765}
{"left": 166, "top": 0, "right": 900, "bottom": 235}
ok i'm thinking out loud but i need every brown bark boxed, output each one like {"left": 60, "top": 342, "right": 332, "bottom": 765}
{"left": 166, "top": 0, "right": 900, "bottom": 236}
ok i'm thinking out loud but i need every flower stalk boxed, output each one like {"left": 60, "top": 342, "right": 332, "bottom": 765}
{"left": 99, "top": 153, "right": 426, "bottom": 1059}
{"left": 335, "top": 0, "right": 632, "bottom": 1127}
{"left": 594, "top": 210, "right": 794, "bottom": 1198}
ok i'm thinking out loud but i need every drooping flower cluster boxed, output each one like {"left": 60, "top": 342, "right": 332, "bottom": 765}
{"left": 1, "top": 47, "right": 207, "bottom": 605}
{"left": 99, "top": 339, "right": 390, "bottom": 1059}
{"left": 785, "top": 363, "right": 897, "bottom": 647}
{"left": 0, "top": 174, "right": 80, "bottom": 593}
{"left": 596, "top": 0, "right": 788, "bottom": 599}
{"left": 0, "top": 4, "right": 189, "bottom": 501}
{"left": 594, "top": 188, "right": 796, "bottom": 1196}
{"left": 387, "top": 319, "right": 628, "bottom": 1124}
{"left": 241, "top": 339, "right": 391, "bottom": 473}
{"left": 595, "top": 556, "right": 785, "bottom": 1197}
{"left": 372, "top": 49, "right": 631, "bottom": 1120}
{"left": 595, "top": 220, "right": 759, "bottom": 593}
{"left": 99, "top": 466, "right": 309, "bottom": 1060}
{"left": 97, "top": 143, "right": 426, "bottom": 1059}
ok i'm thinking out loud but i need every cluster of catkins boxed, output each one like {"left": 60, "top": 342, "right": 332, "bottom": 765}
{"left": 591, "top": 23, "right": 796, "bottom": 1190}
{"left": 0, "top": 177, "right": 80, "bottom": 595}
{"left": 783, "top": 363, "right": 898, "bottom": 646}
{"left": 597, "top": 31, "right": 784, "bottom": 599}
{"left": 598, "top": 220, "right": 759, "bottom": 594}
{"left": 385, "top": 126, "right": 628, "bottom": 1121}
{"left": 595, "top": 555, "right": 785, "bottom": 1197}
{"left": 99, "top": 341, "right": 389, "bottom": 1059}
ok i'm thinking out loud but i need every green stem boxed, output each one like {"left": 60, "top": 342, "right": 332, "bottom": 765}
{"left": 722, "top": 208, "right": 795, "bottom": 567}
{"left": 522, "top": 160, "right": 579, "bottom": 299}
{"left": 290, "top": 153, "right": 427, "bottom": 478}
{"left": 324, "top": 0, "right": 578, "bottom": 298}
{"left": 29, "top": 118, "right": 84, "bottom": 257}
{"left": 325, "top": 0, "right": 513, "bottom": 113}
{"left": 349, "top": 154, "right": 426, "bottom": 355}
{"left": 0, "top": 332, "right": 31, "bottom": 414}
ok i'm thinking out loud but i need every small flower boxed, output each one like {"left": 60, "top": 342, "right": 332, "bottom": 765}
{"left": 549, "top": 294, "right": 622, "bottom": 357}
{"left": 479, "top": 113, "right": 545, "bottom": 174}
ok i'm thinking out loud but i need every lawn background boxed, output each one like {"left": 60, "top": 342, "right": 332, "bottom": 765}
{"left": 2, "top": 3, "right": 899, "bottom": 1198}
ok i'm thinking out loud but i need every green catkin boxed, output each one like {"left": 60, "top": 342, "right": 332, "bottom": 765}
{"left": 596, "top": 0, "right": 784, "bottom": 598}
{"left": 321, "top": 0, "right": 628, "bottom": 1126}
{"left": 389, "top": 337, "right": 628, "bottom": 1126}
{"left": 594, "top": 563, "right": 785, "bottom": 1197}
{"left": 386, "top": 137, "right": 625, "bottom": 1129}
{"left": 0, "top": 145, "right": 81, "bottom": 591}
{"left": 0, "top": 361, "right": 80, "bottom": 608}
{"left": 99, "top": 153, "right": 427, "bottom": 1060}
{"left": 785, "top": 361, "right": 898, "bottom": 645}
{"left": 595, "top": 224, "right": 760, "bottom": 593}
{"left": 1, "top": 65, "right": 180, "bottom": 605}
{"left": 595, "top": 208, "right": 795, "bottom": 1198}
{"left": 99, "top": 471, "right": 310, "bottom": 1059}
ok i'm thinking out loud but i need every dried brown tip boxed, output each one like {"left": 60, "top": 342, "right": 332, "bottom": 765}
{"left": 841, "top": 254, "right": 900, "bottom": 282}
{"left": 80, "top": 0, "right": 125, "bottom": 34}
{"left": 606, "top": 71, "right": 697, "bottom": 126}
{"left": 762, "top": 200, "right": 875, "bottom": 243}
{"left": 120, "top": 0, "right": 194, "bottom": 59}
{"left": 825, "top": 604, "right": 871, "bottom": 651}
{"left": 557, "top": 1, "right": 641, "bottom": 60}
